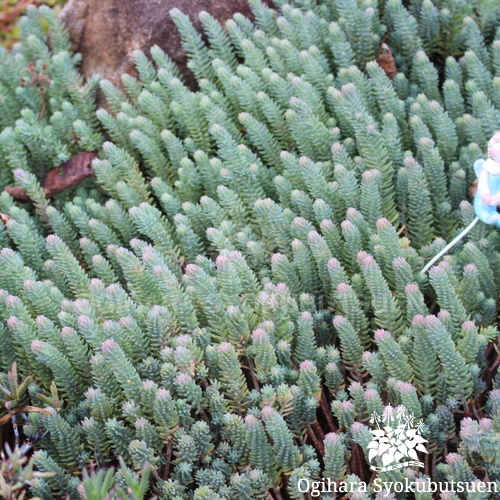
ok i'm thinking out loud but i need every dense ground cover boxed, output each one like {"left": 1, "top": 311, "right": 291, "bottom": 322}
{"left": 1, "top": 0, "right": 500, "bottom": 498}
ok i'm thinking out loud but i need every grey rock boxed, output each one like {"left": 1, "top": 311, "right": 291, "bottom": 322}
{"left": 59, "top": 0, "right": 275, "bottom": 88}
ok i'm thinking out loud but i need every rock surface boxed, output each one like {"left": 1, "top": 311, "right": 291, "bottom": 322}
{"left": 59, "top": 0, "right": 274, "bottom": 88}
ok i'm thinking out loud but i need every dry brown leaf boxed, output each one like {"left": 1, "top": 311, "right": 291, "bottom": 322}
{"left": 376, "top": 42, "right": 397, "bottom": 80}
{"left": 43, "top": 151, "right": 97, "bottom": 196}
{"left": 470, "top": 179, "right": 478, "bottom": 198}
{"left": 4, "top": 151, "right": 98, "bottom": 201}
{"left": 4, "top": 186, "right": 30, "bottom": 200}
{"left": 0, "top": 212, "right": 11, "bottom": 226}
{"left": 472, "top": 465, "right": 490, "bottom": 482}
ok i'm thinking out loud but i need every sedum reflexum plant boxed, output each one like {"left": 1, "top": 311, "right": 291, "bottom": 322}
{"left": 0, "top": 5, "right": 101, "bottom": 191}
{"left": 1, "top": 0, "right": 500, "bottom": 498}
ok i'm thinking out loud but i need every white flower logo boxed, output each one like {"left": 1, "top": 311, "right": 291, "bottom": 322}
{"left": 367, "top": 405, "right": 428, "bottom": 471}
